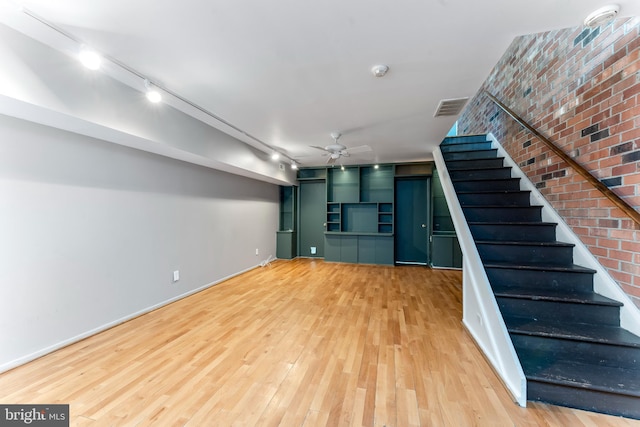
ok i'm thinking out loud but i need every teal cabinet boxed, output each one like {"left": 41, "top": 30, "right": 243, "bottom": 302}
{"left": 431, "top": 234, "right": 462, "bottom": 268}
{"left": 326, "top": 235, "right": 393, "bottom": 265}
{"left": 276, "top": 231, "right": 297, "bottom": 259}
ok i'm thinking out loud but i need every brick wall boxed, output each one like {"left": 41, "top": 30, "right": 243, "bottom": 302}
{"left": 457, "top": 17, "right": 640, "bottom": 308}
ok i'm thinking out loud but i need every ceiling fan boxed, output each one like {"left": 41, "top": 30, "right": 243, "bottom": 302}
{"left": 310, "top": 132, "right": 372, "bottom": 165}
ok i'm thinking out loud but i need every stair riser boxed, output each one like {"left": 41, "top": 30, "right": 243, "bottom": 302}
{"left": 446, "top": 158, "right": 505, "bottom": 170}
{"left": 442, "top": 149, "right": 498, "bottom": 161}
{"left": 458, "top": 192, "right": 531, "bottom": 207}
{"left": 453, "top": 179, "right": 521, "bottom": 192}
{"left": 528, "top": 381, "right": 640, "bottom": 419}
{"left": 478, "top": 243, "right": 574, "bottom": 266}
{"left": 486, "top": 267, "right": 594, "bottom": 293}
{"left": 442, "top": 136, "right": 489, "bottom": 144}
{"left": 463, "top": 207, "right": 542, "bottom": 222}
{"left": 449, "top": 168, "right": 512, "bottom": 180}
{"left": 499, "top": 299, "right": 620, "bottom": 326}
{"left": 440, "top": 142, "right": 493, "bottom": 152}
{"left": 512, "top": 334, "right": 640, "bottom": 370}
{"left": 469, "top": 223, "right": 556, "bottom": 242}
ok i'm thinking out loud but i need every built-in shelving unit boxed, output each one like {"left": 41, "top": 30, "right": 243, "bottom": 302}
{"left": 323, "top": 165, "right": 394, "bottom": 264}
{"left": 276, "top": 186, "right": 297, "bottom": 259}
{"left": 290, "top": 162, "right": 441, "bottom": 266}
{"left": 431, "top": 168, "right": 461, "bottom": 268}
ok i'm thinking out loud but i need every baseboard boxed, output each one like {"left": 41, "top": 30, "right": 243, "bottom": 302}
{"left": 0, "top": 263, "right": 265, "bottom": 374}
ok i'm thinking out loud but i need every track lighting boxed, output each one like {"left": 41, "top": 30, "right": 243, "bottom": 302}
{"left": 78, "top": 46, "right": 102, "bottom": 70}
{"left": 271, "top": 152, "right": 280, "bottom": 161}
{"left": 291, "top": 162, "right": 298, "bottom": 170}
{"left": 144, "top": 79, "right": 162, "bottom": 103}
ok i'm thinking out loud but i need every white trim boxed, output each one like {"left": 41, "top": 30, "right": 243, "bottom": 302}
{"left": 0, "top": 263, "right": 264, "bottom": 374}
{"left": 433, "top": 146, "right": 527, "bottom": 407}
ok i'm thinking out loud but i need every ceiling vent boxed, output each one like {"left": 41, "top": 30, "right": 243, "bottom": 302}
{"left": 434, "top": 97, "right": 469, "bottom": 117}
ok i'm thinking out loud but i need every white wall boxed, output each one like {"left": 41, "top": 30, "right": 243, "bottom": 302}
{"left": 0, "top": 22, "right": 296, "bottom": 186}
{"left": 0, "top": 114, "right": 279, "bottom": 372}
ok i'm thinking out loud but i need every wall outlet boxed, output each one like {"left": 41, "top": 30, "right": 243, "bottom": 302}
{"left": 255, "top": 248, "right": 259, "bottom": 256}
{"left": 310, "top": 246, "right": 317, "bottom": 255}
{"left": 173, "top": 270, "right": 180, "bottom": 282}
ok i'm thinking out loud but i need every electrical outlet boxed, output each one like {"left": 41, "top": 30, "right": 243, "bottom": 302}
{"left": 255, "top": 248, "right": 259, "bottom": 256}
{"left": 173, "top": 270, "right": 180, "bottom": 282}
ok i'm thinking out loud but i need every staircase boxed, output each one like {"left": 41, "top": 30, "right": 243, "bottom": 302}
{"left": 440, "top": 134, "right": 640, "bottom": 419}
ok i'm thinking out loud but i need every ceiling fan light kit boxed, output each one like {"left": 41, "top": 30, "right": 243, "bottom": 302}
{"left": 306, "top": 132, "right": 373, "bottom": 165}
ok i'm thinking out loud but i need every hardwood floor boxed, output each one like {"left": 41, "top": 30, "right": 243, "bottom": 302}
{"left": 1, "top": 258, "right": 638, "bottom": 426}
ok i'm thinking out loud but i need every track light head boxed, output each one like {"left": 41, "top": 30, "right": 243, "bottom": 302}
{"left": 144, "top": 79, "right": 162, "bottom": 103}
{"left": 78, "top": 46, "right": 102, "bottom": 70}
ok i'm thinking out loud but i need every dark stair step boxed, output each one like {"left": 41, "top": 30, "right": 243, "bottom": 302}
{"left": 445, "top": 157, "right": 505, "bottom": 170}
{"left": 442, "top": 135, "right": 490, "bottom": 144}
{"left": 477, "top": 240, "right": 574, "bottom": 266}
{"left": 525, "top": 359, "right": 640, "bottom": 419}
{"left": 494, "top": 287, "right": 622, "bottom": 306}
{"left": 452, "top": 178, "right": 521, "bottom": 192}
{"left": 458, "top": 190, "right": 531, "bottom": 207}
{"left": 505, "top": 316, "right": 639, "bottom": 346}
{"left": 442, "top": 149, "right": 499, "bottom": 161}
{"left": 449, "top": 166, "right": 512, "bottom": 180}
{"left": 511, "top": 328, "right": 640, "bottom": 371}
{"left": 462, "top": 205, "right": 542, "bottom": 222}
{"left": 484, "top": 262, "right": 596, "bottom": 292}
{"left": 469, "top": 221, "right": 557, "bottom": 242}
{"left": 496, "top": 288, "right": 620, "bottom": 326}
{"left": 440, "top": 141, "right": 493, "bottom": 152}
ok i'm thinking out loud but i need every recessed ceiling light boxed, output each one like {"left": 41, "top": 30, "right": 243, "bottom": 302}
{"left": 78, "top": 46, "right": 102, "bottom": 70}
{"left": 584, "top": 4, "right": 619, "bottom": 28}
{"left": 371, "top": 64, "right": 389, "bottom": 77}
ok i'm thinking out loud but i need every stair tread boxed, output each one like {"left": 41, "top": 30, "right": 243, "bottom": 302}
{"left": 494, "top": 287, "right": 623, "bottom": 306}
{"left": 520, "top": 358, "right": 640, "bottom": 397}
{"left": 452, "top": 177, "right": 520, "bottom": 182}
{"left": 484, "top": 261, "right": 597, "bottom": 273}
{"left": 505, "top": 316, "right": 640, "bottom": 348}
{"left": 462, "top": 206, "right": 542, "bottom": 212}
{"left": 457, "top": 190, "right": 530, "bottom": 195}
{"left": 477, "top": 240, "right": 574, "bottom": 247}
{"left": 449, "top": 166, "right": 512, "bottom": 172}
{"left": 469, "top": 221, "right": 555, "bottom": 225}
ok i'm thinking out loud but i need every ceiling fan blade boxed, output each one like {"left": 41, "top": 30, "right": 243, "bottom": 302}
{"left": 326, "top": 156, "right": 337, "bottom": 165}
{"left": 310, "top": 145, "right": 329, "bottom": 152}
{"left": 344, "top": 145, "right": 372, "bottom": 154}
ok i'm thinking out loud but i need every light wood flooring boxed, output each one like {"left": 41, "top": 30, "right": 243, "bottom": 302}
{"left": 1, "top": 258, "right": 638, "bottom": 426}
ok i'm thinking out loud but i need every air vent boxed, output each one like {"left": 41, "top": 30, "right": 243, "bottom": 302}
{"left": 434, "top": 97, "right": 469, "bottom": 117}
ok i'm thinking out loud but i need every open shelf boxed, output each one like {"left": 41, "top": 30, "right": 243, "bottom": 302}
{"left": 360, "top": 165, "right": 393, "bottom": 202}
{"left": 327, "top": 167, "right": 359, "bottom": 203}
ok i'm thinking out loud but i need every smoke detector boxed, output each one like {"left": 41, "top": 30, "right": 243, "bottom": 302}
{"left": 584, "top": 4, "right": 619, "bottom": 28}
{"left": 371, "top": 64, "right": 389, "bottom": 77}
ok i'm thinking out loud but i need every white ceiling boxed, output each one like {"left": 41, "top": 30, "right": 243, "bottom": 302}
{"left": 4, "top": 0, "right": 640, "bottom": 168}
